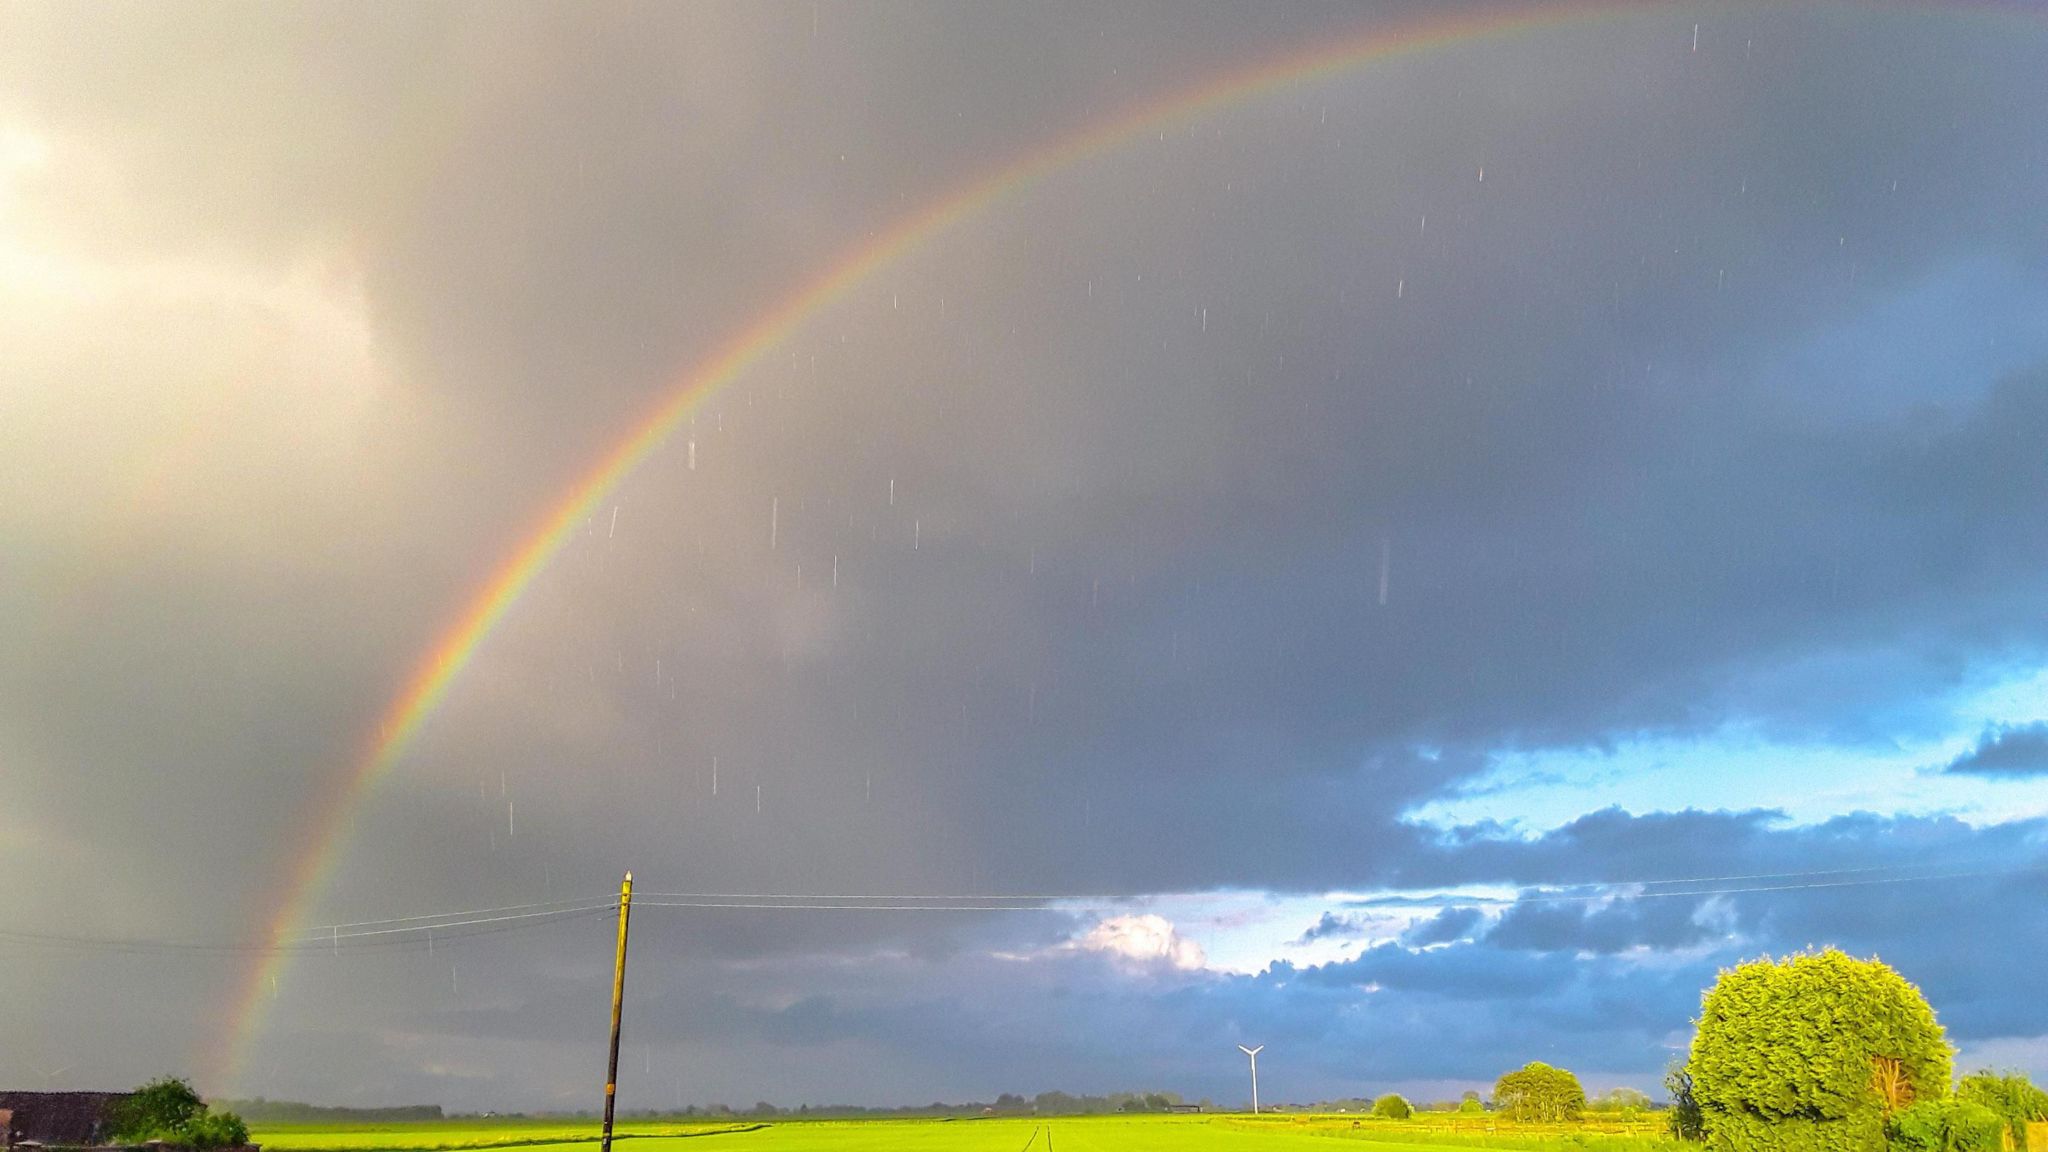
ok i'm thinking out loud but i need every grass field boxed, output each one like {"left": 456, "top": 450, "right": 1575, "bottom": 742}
{"left": 253, "top": 1113, "right": 1677, "bottom": 1152}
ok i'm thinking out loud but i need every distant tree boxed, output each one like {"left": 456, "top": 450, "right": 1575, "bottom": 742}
{"left": 1495, "top": 1063, "right": 1586, "bottom": 1122}
{"left": 750, "top": 1102, "right": 778, "bottom": 1117}
{"left": 1373, "top": 1095, "right": 1413, "bottom": 1120}
{"left": 108, "top": 1077, "right": 208, "bottom": 1139}
{"left": 1589, "top": 1088, "right": 1653, "bottom": 1115}
{"left": 1687, "top": 950, "right": 1950, "bottom": 1152}
{"left": 1957, "top": 1070, "right": 2048, "bottom": 1150}
{"left": 1666, "top": 1066, "right": 1705, "bottom": 1142}
{"left": 995, "top": 1093, "right": 1026, "bottom": 1110}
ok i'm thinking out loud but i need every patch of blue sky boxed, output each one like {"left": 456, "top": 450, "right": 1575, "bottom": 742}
{"left": 1408, "top": 665, "right": 2048, "bottom": 834}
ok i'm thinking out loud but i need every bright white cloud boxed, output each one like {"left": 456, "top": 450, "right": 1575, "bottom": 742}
{"left": 1072, "top": 913, "right": 1208, "bottom": 971}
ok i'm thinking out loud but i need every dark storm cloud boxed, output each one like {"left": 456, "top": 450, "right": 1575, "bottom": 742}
{"left": 1946, "top": 722, "right": 2048, "bottom": 777}
{"left": 6, "top": 0, "right": 2048, "bottom": 1107}
{"left": 1483, "top": 897, "right": 1721, "bottom": 954}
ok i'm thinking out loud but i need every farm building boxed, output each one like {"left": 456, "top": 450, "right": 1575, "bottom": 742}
{"left": 0, "top": 1091, "right": 134, "bottom": 1148}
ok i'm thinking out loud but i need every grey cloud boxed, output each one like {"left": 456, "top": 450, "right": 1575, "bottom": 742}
{"left": 1402, "top": 907, "right": 1485, "bottom": 947}
{"left": 1483, "top": 897, "right": 1723, "bottom": 955}
{"left": 5, "top": 0, "right": 2048, "bottom": 1105}
{"left": 1946, "top": 722, "right": 2048, "bottom": 777}
{"left": 1297, "top": 912, "right": 1368, "bottom": 944}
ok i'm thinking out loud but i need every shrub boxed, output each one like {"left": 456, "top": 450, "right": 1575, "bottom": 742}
{"left": 1957, "top": 1070, "right": 2048, "bottom": 1150}
{"left": 1888, "top": 1099, "right": 2006, "bottom": 1152}
{"left": 1686, "top": 950, "right": 1951, "bottom": 1152}
{"left": 106, "top": 1077, "right": 248, "bottom": 1149}
{"left": 1374, "top": 1094, "right": 1414, "bottom": 1120}
{"left": 180, "top": 1112, "right": 251, "bottom": 1150}
{"left": 1496, "top": 1062, "right": 1587, "bottom": 1122}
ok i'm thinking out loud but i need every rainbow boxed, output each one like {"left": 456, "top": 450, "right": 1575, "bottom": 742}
{"left": 215, "top": 0, "right": 2009, "bottom": 1089}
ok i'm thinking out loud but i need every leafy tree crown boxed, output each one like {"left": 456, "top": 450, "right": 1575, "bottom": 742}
{"left": 1687, "top": 950, "right": 1951, "bottom": 1152}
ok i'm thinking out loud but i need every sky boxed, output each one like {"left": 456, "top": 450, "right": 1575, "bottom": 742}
{"left": 4, "top": 0, "right": 2048, "bottom": 1112}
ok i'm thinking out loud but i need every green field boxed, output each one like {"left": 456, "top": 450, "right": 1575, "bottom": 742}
{"left": 253, "top": 1114, "right": 1676, "bottom": 1152}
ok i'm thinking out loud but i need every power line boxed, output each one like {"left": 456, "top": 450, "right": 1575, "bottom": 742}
{"left": 0, "top": 903, "right": 614, "bottom": 957}
{"left": 282, "top": 896, "right": 617, "bottom": 938}
{"left": 634, "top": 900, "right": 1072, "bottom": 912}
{"left": 8, "top": 857, "right": 2040, "bottom": 958}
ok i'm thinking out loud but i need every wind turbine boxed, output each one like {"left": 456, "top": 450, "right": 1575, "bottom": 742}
{"left": 1237, "top": 1045, "right": 1264, "bottom": 1114}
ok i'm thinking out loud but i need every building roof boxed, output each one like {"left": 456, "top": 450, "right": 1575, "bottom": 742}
{"left": 0, "top": 1092, "right": 134, "bottom": 1146}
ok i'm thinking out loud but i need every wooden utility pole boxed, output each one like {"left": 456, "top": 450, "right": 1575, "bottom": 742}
{"left": 600, "top": 871, "right": 633, "bottom": 1152}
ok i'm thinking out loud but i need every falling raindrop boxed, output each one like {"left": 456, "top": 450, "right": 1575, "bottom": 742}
{"left": 712, "top": 756, "right": 719, "bottom": 796}
{"left": 770, "top": 497, "right": 779, "bottom": 549}
{"left": 1692, "top": 23, "right": 1699, "bottom": 51}
{"left": 1378, "top": 537, "right": 1391, "bottom": 606}
{"left": 889, "top": 477, "right": 896, "bottom": 506}
{"left": 914, "top": 519, "right": 921, "bottom": 549}
{"left": 609, "top": 505, "right": 619, "bottom": 539}
{"left": 832, "top": 554, "right": 840, "bottom": 588}
{"left": 688, "top": 440, "right": 697, "bottom": 470}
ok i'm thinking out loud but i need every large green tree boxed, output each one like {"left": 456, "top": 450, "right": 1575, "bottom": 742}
{"left": 1495, "top": 1062, "right": 1586, "bottom": 1122}
{"left": 1686, "top": 950, "right": 1951, "bottom": 1152}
